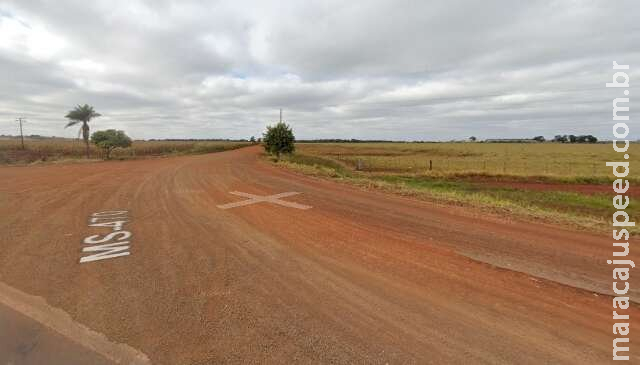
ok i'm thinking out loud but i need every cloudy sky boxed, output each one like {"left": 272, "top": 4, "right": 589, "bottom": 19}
{"left": 0, "top": 0, "right": 638, "bottom": 140}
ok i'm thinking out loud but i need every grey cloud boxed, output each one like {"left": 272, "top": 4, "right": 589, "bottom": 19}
{"left": 0, "top": 0, "right": 638, "bottom": 141}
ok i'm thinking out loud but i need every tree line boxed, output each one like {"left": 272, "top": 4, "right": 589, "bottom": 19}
{"left": 20, "top": 103, "right": 605, "bottom": 163}
{"left": 549, "top": 134, "right": 598, "bottom": 143}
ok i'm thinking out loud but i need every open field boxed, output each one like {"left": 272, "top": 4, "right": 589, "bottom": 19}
{"left": 0, "top": 137, "right": 252, "bottom": 164}
{"left": 292, "top": 142, "right": 639, "bottom": 181}
{"left": 277, "top": 142, "right": 638, "bottom": 233}
{"left": 1, "top": 146, "right": 637, "bottom": 364}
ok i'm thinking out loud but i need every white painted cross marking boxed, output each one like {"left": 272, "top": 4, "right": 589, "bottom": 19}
{"left": 217, "top": 191, "right": 312, "bottom": 210}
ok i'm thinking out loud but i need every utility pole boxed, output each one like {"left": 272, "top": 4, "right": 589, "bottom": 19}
{"left": 279, "top": 108, "right": 282, "bottom": 123}
{"left": 16, "top": 117, "right": 26, "bottom": 150}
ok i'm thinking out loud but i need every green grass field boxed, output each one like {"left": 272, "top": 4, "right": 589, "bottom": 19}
{"left": 0, "top": 138, "right": 252, "bottom": 164}
{"left": 276, "top": 142, "right": 638, "bottom": 233}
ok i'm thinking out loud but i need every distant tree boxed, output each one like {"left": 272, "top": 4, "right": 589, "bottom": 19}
{"left": 550, "top": 134, "right": 598, "bottom": 143}
{"left": 65, "top": 104, "right": 102, "bottom": 158}
{"left": 573, "top": 135, "right": 597, "bottom": 143}
{"left": 553, "top": 135, "right": 568, "bottom": 143}
{"left": 90, "top": 129, "right": 132, "bottom": 159}
{"left": 262, "top": 122, "right": 295, "bottom": 160}
{"left": 533, "top": 136, "right": 546, "bottom": 142}
{"left": 249, "top": 136, "right": 256, "bottom": 143}
{"left": 469, "top": 136, "right": 477, "bottom": 142}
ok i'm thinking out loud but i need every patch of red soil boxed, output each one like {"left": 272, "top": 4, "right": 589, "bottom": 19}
{"left": 481, "top": 181, "right": 638, "bottom": 196}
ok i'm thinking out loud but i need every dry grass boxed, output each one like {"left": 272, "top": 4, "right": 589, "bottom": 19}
{"left": 0, "top": 137, "right": 251, "bottom": 164}
{"left": 275, "top": 142, "right": 638, "bottom": 233}
{"left": 295, "top": 142, "right": 638, "bottom": 182}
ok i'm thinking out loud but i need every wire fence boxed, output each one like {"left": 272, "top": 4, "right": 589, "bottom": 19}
{"left": 339, "top": 156, "right": 610, "bottom": 178}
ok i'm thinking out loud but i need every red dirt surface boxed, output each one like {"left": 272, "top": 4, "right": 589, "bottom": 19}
{"left": 0, "top": 146, "right": 638, "bottom": 364}
{"left": 481, "top": 181, "right": 637, "bottom": 196}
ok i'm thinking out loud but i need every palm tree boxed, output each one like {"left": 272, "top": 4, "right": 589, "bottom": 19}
{"left": 64, "top": 104, "right": 101, "bottom": 158}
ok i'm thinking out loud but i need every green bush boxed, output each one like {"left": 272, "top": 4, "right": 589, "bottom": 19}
{"left": 91, "top": 129, "right": 132, "bottom": 159}
{"left": 263, "top": 122, "right": 295, "bottom": 160}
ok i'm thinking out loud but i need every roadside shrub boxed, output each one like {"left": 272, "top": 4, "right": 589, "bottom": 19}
{"left": 91, "top": 129, "right": 132, "bottom": 159}
{"left": 263, "top": 122, "right": 295, "bottom": 160}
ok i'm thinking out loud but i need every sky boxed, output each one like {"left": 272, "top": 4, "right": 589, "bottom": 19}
{"left": 0, "top": 0, "right": 638, "bottom": 141}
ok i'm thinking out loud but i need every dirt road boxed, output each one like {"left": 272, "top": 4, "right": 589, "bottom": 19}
{"left": 0, "top": 146, "right": 638, "bottom": 364}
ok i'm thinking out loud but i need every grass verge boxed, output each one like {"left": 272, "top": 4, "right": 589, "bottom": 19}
{"left": 0, "top": 140, "right": 253, "bottom": 165}
{"left": 274, "top": 153, "right": 635, "bottom": 234}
